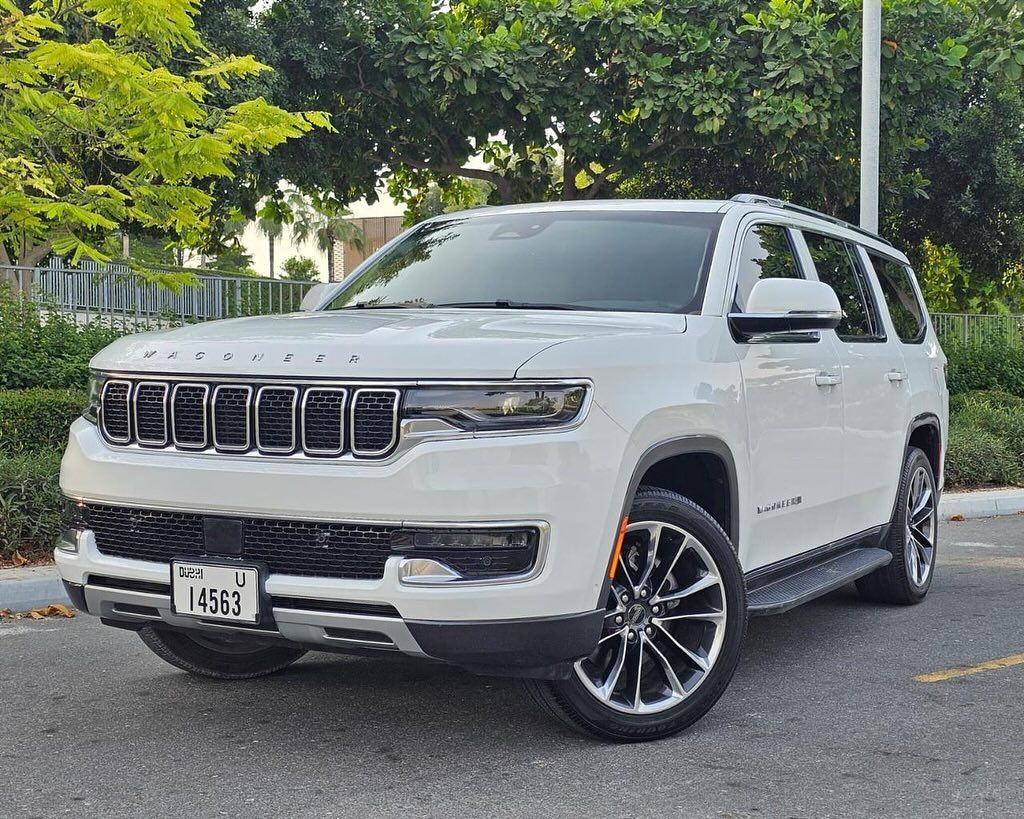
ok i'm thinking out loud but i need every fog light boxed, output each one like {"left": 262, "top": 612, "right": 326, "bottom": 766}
{"left": 392, "top": 527, "right": 540, "bottom": 581}
{"left": 56, "top": 527, "right": 82, "bottom": 553}
{"left": 391, "top": 528, "right": 536, "bottom": 551}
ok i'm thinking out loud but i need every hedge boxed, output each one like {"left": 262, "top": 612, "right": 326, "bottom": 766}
{"left": 0, "top": 449, "right": 63, "bottom": 562}
{"left": 0, "top": 388, "right": 86, "bottom": 453}
{"left": 945, "top": 391, "right": 1024, "bottom": 488}
{"left": 945, "top": 339, "right": 1024, "bottom": 397}
{"left": 0, "top": 286, "right": 122, "bottom": 389}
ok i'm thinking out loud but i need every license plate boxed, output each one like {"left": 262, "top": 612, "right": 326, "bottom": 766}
{"left": 171, "top": 561, "right": 260, "bottom": 624}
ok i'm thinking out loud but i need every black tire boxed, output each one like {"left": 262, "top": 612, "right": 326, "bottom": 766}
{"left": 525, "top": 486, "right": 747, "bottom": 743}
{"left": 139, "top": 626, "right": 307, "bottom": 680}
{"left": 856, "top": 446, "right": 938, "bottom": 605}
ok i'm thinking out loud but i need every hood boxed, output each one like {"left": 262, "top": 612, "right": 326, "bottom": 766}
{"left": 92, "top": 309, "right": 686, "bottom": 379}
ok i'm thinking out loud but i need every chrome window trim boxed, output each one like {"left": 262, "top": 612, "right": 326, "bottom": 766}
{"left": 255, "top": 385, "right": 299, "bottom": 454}
{"left": 99, "top": 379, "right": 133, "bottom": 444}
{"left": 350, "top": 387, "right": 401, "bottom": 458}
{"left": 170, "top": 383, "right": 210, "bottom": 450}
{"left": 211, "top": 384, "right": 253, "bottom": 453}
{"left": 132, "top": 381, "right": 169, "bottom": 447}
{"left": 301, "top": 387, "right": 348, "bottom": 456}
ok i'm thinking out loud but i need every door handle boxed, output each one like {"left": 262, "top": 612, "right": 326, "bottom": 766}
{"left": 886, "top": 370, "right": 905, "bottom": 383}
{"left": 815, "top": 372, "right": 841, "bottom": 387}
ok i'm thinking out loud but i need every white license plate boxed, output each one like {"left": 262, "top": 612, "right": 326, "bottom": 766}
{"left": 171, "top": 562, "right": 260, "bottom": 624}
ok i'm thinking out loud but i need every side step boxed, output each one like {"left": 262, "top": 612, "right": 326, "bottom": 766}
{"left": 747, "top": 547, "right": 892, "bottom": 616}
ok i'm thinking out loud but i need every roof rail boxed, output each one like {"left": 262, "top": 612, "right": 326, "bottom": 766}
{"left": 730, "top": 194, "right": 891, "bottom": 246}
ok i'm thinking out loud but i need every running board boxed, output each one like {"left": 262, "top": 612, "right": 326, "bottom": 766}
{"left": 747, "top": 547, "right": 892, "bottom": 616}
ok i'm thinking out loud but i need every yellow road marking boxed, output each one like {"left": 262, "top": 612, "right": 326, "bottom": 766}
{"left": 915, "top": 652, "right": 1024, "bottom": 683}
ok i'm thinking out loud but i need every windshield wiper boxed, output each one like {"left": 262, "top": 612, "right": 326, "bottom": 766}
{"left": 342, "top": 300, "right": 438, "bottom": 310}
{"left": 434, "top": 300, "right": 592, "bottom": 311}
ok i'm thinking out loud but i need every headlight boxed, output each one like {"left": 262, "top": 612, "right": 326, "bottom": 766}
{"left": 83, "top": 372, "right": 103, "bottom": 424}
{"left": 403, "top": 383, "right": 588, "bottom": 432}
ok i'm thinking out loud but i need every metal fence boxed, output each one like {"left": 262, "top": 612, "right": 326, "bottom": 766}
{"left": 2, "top": 261, "right": 314, "bottom": 329}
{"left": 931, "top": 313, "right": 1024, "bottom": 347}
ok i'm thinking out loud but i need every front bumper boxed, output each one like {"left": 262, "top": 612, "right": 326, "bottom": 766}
{"left": 60, "top": 410, "right": 628, "bottom": 620}
{"left": 59, "top": 568, "right": 604, "bottom": 678}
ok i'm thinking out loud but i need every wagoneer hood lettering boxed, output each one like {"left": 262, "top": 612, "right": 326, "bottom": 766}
{"left": 91, "top": 309, "right": 686, "bottom": 378}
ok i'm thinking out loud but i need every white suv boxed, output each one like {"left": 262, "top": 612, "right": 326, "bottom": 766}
{"left": 56, "top": 196, "right": 947, "bottom": 742}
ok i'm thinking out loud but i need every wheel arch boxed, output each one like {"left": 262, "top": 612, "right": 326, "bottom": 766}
{"left": 907, "top": 413, "right": 942, "bottom": 485}
{"left": 620, "top": 436, "right": 739, "bottom": 550}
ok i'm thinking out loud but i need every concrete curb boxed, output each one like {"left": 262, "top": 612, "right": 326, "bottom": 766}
{"left": 939, "top": 488, "right": 1024, "bottom": 521}
{"left": 0, "top": 566, "right": 69, "bottom": 612}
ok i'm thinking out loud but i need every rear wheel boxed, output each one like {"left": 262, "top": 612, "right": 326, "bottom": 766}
{"left": 139, "top": 626, "right": 307, "bottom": 680}
{"left": 856, "top": 446, "right": 937, "bottom": 605}
{"left": 525, "top": 487, "right": 746, "bottom": 742}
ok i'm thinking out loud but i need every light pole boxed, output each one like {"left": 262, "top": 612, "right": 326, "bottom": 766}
{"left": 859, "top": 0, "right": 882, "bottom": 233}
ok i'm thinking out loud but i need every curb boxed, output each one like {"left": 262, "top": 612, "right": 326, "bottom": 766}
{"left": 0, "top": 566, "right": 69, "bottom": 612}
{"left": 939, "top": 488, "right": 1024, "bottom": 521}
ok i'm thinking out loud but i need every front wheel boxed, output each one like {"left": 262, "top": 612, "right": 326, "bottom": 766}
{"left": 139, "top": 626, "right": 307, "bottom": 680}
{"left": 525, "top": 487, "right": 747, "bottom": 742}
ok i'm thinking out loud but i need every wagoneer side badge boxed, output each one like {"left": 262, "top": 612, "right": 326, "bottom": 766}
{"left": 757, "top": 496, "right": 803, "bottom": 515}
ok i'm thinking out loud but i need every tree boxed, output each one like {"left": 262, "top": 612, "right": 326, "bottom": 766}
{"left": 281, "top": 255, "right": 318, "bottom": 281}
{"left": 0, "top": 0, "right": 330, "bottom": 285}
{"left": 256, "top": 197, "right": 292, "bottom": 278}
{"left": 266, "top": 0, "right": 1024, "bottom": 213}
{"left": 287, "top": 191, "right": 363, "bottom": 282}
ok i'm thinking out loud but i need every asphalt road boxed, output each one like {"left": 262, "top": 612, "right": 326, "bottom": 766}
{"left": 3, "top": 517, "right": 1024, "bottom": 819}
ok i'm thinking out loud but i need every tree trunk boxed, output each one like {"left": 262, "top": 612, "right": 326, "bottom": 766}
{"left": 562, "top": 157, "right": 577, "bottom": 201}
{"left": 327, "top": 246, "right": 335, "bottom": 283}
{"left": 268, "top": 236, "right": 275, "bottom": 278}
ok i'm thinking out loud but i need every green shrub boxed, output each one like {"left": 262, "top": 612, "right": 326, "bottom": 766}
{"left": 944, "top": 339, "right": 1024, "bottom": 396}
{"left": 945, "top": 426, "right": 1022, "bottom": 487}
{"left": 0, "top": 287, "right": 123, "bottom": 389}
{"left": 0, "top": 449, "right": 63, "bottom": 562}
{"left": 0, "top": 389, "right": 86, "bottom": 453}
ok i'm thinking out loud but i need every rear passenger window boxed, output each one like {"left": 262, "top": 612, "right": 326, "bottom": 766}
{"left": 804, "top": 232, "right": 883, "bottom": 341}
{"left": 733, "top": 224, "right": 802, "bottom": 312}
{"left": 868, "top": 253, "right": 927, "bottom": 343}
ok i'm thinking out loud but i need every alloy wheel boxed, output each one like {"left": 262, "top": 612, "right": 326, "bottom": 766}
{"left": 905, "top": 465, "right": 936, "bottom": 587}
{"left": 574, "top": 521, "right": 728, "bottom": 715}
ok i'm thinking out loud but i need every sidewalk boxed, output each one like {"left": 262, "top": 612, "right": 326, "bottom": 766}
{"left": 2, "top": 488, "right": 1022, "bottom": 612}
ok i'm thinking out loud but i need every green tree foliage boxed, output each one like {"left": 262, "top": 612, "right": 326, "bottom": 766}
{"left": 265, "top": 0, "right": 1024, "bottom": 212}
{"left": 281, "top": 255, "right": 318, "bottom": 281}
{"left": 288, "top": 191, "right": 363, "bottom": 282}
{"left": 0, "top": 0, "right": 331, "bottom": 276}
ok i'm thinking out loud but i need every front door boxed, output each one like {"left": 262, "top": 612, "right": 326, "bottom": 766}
{"left": 731, "top": 221, "right": 846, "bottom": 570}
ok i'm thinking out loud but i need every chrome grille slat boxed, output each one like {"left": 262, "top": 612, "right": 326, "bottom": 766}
{"left": 212, "top": 385, "right": 253, "bottom": 452}
{"left": 255, "top": 386, "right": 298, "bottom": 453}
{"left": 133, "top": 381, "right": 168, "bottom": 446}
{"left": 171, "top": 383, "right": 209, "bottom": 449}
{"left": 100, "top": 380, "right": 132, "bottom": 443}
{"left": 301, "top": 388, "right": 347, "bottom": 455}
{"left": 350, "top": 388, "right": 400, "bottom": 457}
{"left": 101, "top": 379, "right": 403, "bottom": 459}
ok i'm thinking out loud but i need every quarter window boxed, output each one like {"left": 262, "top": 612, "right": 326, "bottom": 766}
{"left": 803, "top": 233, "right": 883, "bottom": 341}
{"left": 868, "top": 253, "right": 927, "bottom": 343}
{"left": 733, "top": 224, "right": 802, "bottom": 312}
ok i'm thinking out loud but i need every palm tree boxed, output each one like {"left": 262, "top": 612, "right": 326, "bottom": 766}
{"left": 256, "top": 198, "right": 293, "bottom": 278}
{"left": 288, "top": 192, "right": 363, "bottom": 282}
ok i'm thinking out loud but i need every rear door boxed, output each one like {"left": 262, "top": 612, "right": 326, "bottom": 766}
{"left": 732, "top": 221, "right": 846, "bottom": 569}
{"left": 801, "top": 231, "right": 911, "bottom": 538}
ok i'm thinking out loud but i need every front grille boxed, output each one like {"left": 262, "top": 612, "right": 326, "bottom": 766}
{"left": 86, "top": 504, "right": 399, "bottom": 580}
{"left": 100, "top": 380, "right": 132, "bottom": 443}
{"left": 101, "top": 379, "right": 400, "bottom": 459}
{"left": 212, "top": 385, "right": 251, "bottom": 451}
{"left": 351, "top": 389, "right": 400, "bottom": 455}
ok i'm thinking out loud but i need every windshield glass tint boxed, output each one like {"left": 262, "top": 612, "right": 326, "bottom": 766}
{"left": 325, "top": 210, "right": 722, "bottom": 313}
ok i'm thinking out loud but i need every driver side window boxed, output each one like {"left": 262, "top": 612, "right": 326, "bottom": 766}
{"left": 733, "top": 224, "right": 803, "bottom": 312}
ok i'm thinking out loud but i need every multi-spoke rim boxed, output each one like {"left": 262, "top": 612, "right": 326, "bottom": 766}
{"left": 905, "top": 465, "right": 936, "bottom": 587}
{"left": 574, "top": 521, "right": 727, "bottom": 715}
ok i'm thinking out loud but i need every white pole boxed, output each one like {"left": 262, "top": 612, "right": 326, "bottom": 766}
{"left": 860, "top": 0, "right": 882, "bottom": 233}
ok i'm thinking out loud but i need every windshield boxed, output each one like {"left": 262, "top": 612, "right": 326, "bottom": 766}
{"left": 325, "top": 210, "right": 722, "bottom": 313}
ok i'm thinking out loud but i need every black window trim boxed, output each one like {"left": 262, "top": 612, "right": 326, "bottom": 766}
{"left": 802, "top": 230, "right": 887, "bottom": 344}
{"left": 865, "top": 249, "right": 929, "bottom": 345}
{"left": 730, "top": 221, "right": 821, "bottom": 345}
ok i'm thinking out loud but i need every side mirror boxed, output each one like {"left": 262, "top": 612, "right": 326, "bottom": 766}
{"left": 728, "top": 278, "right": 842, "bottom": 338}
